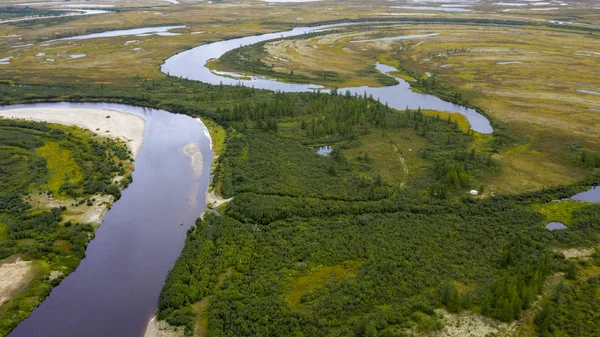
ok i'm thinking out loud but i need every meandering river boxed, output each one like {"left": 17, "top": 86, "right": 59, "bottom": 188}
{"left": 162, "top": 22, "right": 493, "bottom": 133}
{"left": 3, "top": 103, "right": 212, "bottom": 337}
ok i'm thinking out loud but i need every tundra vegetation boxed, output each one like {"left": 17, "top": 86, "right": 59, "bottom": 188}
{"left": 0, "top": 119, "right": 133, "bottom": 335}
{"left": 0, "top": 1, "right": 599, "bottom": 336}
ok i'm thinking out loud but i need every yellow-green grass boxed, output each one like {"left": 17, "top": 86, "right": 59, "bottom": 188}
{"left": 188, "top": 268, "right": 232, "bottom": 337}
{"left": 201, "top": 118, "right": 226, "bottom": 160}
{"left": 286, "top": 261, "right": 362, "bottom": 311}
{"left": 453, "top": 280, "right": 478, "bottom": 294}
{"left": 343, "top": 129, "right": 428, "bottom": 186}
{"left": 36, "top": 141, "right": 83, "bottom": 194}
{"left": 534, "top": 200, "right": 590, "bottom": 226}
{"left": 0, "top": 224, "right": 7, "bottom": 242}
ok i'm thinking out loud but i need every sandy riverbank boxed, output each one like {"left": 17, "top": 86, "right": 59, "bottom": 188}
{"left": 0, "top": 257, "right": 36, "bottom": 306}
{"left": 0, "top": 107, "right": 146, "bottom": 158}
{"left": 0, "top": 107, "right": 146, "bottom": 308}
{"left": 145, "top": 120, "right": 228, "bottom": 337}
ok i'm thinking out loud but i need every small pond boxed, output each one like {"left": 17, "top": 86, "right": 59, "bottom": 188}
{"left": 315, "top": 145, "right": 332, "bottom": 156}
{"left": 546, "top": 222, "right": 567, "bottom": 231}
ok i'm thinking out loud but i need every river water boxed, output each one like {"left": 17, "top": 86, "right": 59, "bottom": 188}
{"left": 161, "top": 22, "right": 493, "bottom": 133}
{"left": 2, "top": 103, "right": 212, "bottom": 337}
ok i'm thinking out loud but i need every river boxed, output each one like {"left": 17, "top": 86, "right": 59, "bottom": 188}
{"left": 161, "top": 22, "right": 493, "bottom": 133}
{"left": 3, "top": 103, "right": 212, "bottom": 337}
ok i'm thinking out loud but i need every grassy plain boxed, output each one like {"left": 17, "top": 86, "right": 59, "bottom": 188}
{"left": 1, "top": 0, "right": 598, "bottom": 85}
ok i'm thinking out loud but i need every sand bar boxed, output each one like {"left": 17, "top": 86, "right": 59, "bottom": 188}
{"left": 0, "top": 107, "right": 146, "bottom": 158}
{"left": 0, "top": 257, "right": 34, "bottom": 306}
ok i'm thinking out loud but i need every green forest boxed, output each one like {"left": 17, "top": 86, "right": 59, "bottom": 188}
{"left": 0, "top": 118, "right": 133, "bottom": 335}
{"left": 1, "top": 73, "right": 599, "bottom": 336}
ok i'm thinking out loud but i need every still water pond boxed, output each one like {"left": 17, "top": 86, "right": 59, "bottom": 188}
{"left": 546, "top": 222, "right": 567, "bottom": 231}
{"left": 2, "top": 103, "right": 211, "bottom": 337}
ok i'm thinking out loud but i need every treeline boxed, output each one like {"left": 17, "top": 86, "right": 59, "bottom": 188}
{"left": 0, "top": 6, "right": 57, "bottom": 20}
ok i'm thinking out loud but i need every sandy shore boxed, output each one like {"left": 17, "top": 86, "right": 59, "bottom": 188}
{"left": 0, "top": 107, "right": 146, "bottom": 158}
{"left": 0, "top": 257, "right": 35, "bottom": 306}
{"left": 144, "top": 316, "right": 184, "bottom": 337}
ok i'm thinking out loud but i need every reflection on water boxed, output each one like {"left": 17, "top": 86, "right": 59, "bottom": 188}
{"left": 315, "top": 145, "right": 332, "bottom": 156}
{"left": 570, "top": 186, "right": 600, "bottom": 202}
{"left": 51, "top": 25, "right": 186, "bottom": 42}
{"left": 546, "top": 222, "right": 567, "bottom": 231}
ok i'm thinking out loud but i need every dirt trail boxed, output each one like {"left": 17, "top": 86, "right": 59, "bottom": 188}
{"left": 386, "top": 137, "right": 409, "bottom": 186}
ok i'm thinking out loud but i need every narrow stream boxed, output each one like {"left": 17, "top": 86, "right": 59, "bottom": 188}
{"left": 2, "top": 103, "right": 212, "bottom": 337}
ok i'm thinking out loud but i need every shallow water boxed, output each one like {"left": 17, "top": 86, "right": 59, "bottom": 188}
{"left": 351, "top": 33, "right": 438, "bottom": 43}
{"left": 546, "top": 222, "right": 567, "bottom": 230}
{"left": 161, "top": 22, "right": 493, "bottom": 133}
{"left": 570, "top": 186, "right": 600, "bottom": 202}
{"left": 577, "top": 89, "right": 600, "bottom": 95}
{"left": 390, "top": 5, "right": 472, "bottom": 12}
{"left": 315, "top": 145, "right": 332, "bottom": 156}
{"left": 51, "top": 25, "right": 186, "bottom": 42}
{"left": 3, "top": 103, "right": 212, "bottom": 337}
{"left": 68, "top": 53, "right": 87, "bottom": 59}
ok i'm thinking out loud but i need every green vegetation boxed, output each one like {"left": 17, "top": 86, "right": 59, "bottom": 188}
{"left": 0, "top": 118, "right": 133, "bottom": 336}
{"left": 0, "top": 6, "right": 58, "bottom": 20}
{"left": 0, "top": 7, "right": 600, "bottom": 330}
{"left": 534, "top": 201, "right": 590, "bottom": 226}
{"left": 1, "top": 73, "right": 598, "bottom": 334}
{"left": 535, "top": 246, "right": 600, "bottom": 337}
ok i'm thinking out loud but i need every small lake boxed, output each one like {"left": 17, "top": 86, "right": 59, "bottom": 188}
{"left": 546, "top": 222, "right": 567, "bottom": 231}
{"left": 162, "top": 22, "right": 493, "bottom": 134}
{"left": 390, "top": 6, "right": 472, "bottom": 12}
{"left": 350, "top": 33, "right": 438, "bottom": 43}
{"left": 315, "top": 145, "right": 332, "bottom": 156}
{"left": 570, "top": 186, "right": 600, "bottom": 202}
{"left": 50, "top": 25, "right": 186, "bottom": 42}
{"left": 577, "top": 89, "right": 600, "bottom": 95}
{"left": 3, "top": 103, "right": 212, "bottom": 337}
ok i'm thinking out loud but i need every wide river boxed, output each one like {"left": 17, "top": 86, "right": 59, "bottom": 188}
{"left": 3, "top": 103, "right": 212, "bottom": 337}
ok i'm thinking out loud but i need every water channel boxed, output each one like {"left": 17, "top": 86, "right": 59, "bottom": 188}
{"left": 3, "top": 102, "right": 212, "bottom": 337}
{"left": 161, "top": 22, "right": 493, "bottom": 133}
